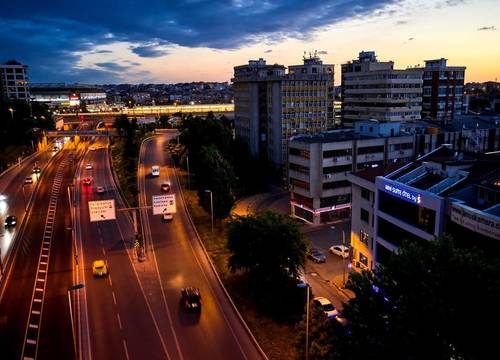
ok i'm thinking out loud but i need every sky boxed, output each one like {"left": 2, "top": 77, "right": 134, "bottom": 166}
{"left": 1, "top": 0, "right": 499, "bottom": 85}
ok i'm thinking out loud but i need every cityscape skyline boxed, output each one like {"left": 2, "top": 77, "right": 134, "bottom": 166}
{"left": 1, "top": 0, "right": 499, "bottom": 84}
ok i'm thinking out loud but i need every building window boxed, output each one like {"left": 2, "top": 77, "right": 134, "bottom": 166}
{"left": 323, "top": 180, "right": 351, "bottom": 190}
{"left": 323, "top": 148, "right": 352, "bottom": 158}
{"left": 360, "top": 230, "right": 369, "bottom": 245}
{"left": 358, "top": 145, "right": 384, "bottom": 154}
{"left": 289, "top": 163, "right": 310, "bottom": 175}
{"left": 291, "top": 178, "right": 310, "bottom": 190}
{"left": 323, "top": 164, "right": 352, "bottom": 174}
{"left": 377, "top": 217, "right": 427, "bottom": 247}
{"left": 359, "top": 252, "right": 368, "bottom": 266}
{"left": 289, "top": 147, "right": 310, "bottom": 159}
{"left": 361, "top": 187, "right": 371, "bottom": 200}
{"left": 360, "top": 208, "right": 369, "bottom": 223}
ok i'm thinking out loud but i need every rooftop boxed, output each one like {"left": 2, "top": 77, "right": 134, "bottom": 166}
{"left": 350, "top": 162, "right": 406, "bottom": 183}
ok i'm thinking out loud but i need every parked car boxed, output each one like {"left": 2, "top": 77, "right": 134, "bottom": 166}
{"left": 181, "top": 287, "right": 201, "bottom": 311}
{"left": 92, "top": 260, "right": 108, "bottom": 277}
{"left": 4, "top": 215, "right": 17, "bottom": 227}
{"left": 313, "top": 296, "right": 338, "bottom": 319}
{"left": 329, "top": 245, "right": 350, "bottom": 259}
{"left": 24, "top": 176, "right": 33, "bottom": 184}
{"left": 308, "top": 247, "right": 326, "bottom": 263}
{"left": 161, "top": 182, "right": 171, "bottom": 192}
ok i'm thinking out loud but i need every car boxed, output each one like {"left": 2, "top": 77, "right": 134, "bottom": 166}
{"left": 33, "top": 167, "right": 41, "bottom": 174}
{"left": 53, "top": 146, "right": 59, "bottom": 151}
{"left": 308, "top": 247, "right": 326, "bottom": 263}
{"left": 151, "top": 165, "right": 160, "bottom": 177}
{"left": 92, "top": 260, "right": 108, "bottom": 277}
{"left": 163, "top": 213, "right": 173, "bottom": 221}
{"left": 313, "top": 296, "right": 338, "bottom": 319}
{"left": 329, "top": 245, "right": 350, "bottom": 259}
{"left": 24, "top": 176, "right": 33, "bottom": 184}
{"left": 4, "top": 215, "right": 17, "bottom": 227}
{"left": 161, "top": 182, "right": 171, "bottom": 192}
{"left": 85, "top": 164, "right": 93, "bottom": 170}
{"left": 181, "top": 287, "right": 201, "bottom": 311}
{"left": 96, "top": 186, "right": 105, "bottom": 194}
{"left": 82, "top": 177, "right": 92, "bottom": 186}
{"left": 89, "top": 145, "right": 97, "bottom": 151}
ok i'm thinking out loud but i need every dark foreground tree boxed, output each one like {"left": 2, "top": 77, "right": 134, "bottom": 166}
{"left": 330, "top": 237, "right": 500, "bottom": 360}
{"left": 227, "top": 212, "right": 308, "bottom": 321}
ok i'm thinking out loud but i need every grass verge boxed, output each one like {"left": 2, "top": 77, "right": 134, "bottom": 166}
{"left": 177, "top": 168, "right": 298, "bottom": 360}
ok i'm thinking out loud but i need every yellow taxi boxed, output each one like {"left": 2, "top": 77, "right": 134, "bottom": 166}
{"left": 92, "top": 260, "right": 108, "bottom": 277}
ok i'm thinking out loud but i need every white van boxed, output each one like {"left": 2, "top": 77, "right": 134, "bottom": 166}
{"left": 151, "top": 165, "right": 160, "bottom": 177}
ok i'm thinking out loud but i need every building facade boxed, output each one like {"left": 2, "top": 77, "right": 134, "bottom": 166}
{"left": 421, "top": 58, "right": 466, "bottom": 124}
{"left": 288, "top": 121, "right": 415, "bottom": 224}
{"left": 0, "top": 60, "right": 30, "bottom": 101}
{"left": 30, "top": 83, "right": 106, "bottom": 108}
{"left": 348, "top": 146, "right": 500, "bottom": 269}
{"left": 341, "top": 51, "right": 423, "bottom": 126}
{"left": 233, "top": 55, "right": 334, "bottom": 166}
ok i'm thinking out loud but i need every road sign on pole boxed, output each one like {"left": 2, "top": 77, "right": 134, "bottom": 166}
{"left": 152, "top": 194, "right": 176, "bottom": 215}
{"left": 88, "top": 199, "right": 116, "bottom": 222}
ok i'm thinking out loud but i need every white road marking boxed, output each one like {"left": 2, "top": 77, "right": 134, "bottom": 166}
{"left": 112, "top": 291, "right": 117, "bottom": 305}
{"left": 123, "top": 340, "right": 130, "bottom": 360}
{"left": 116, "top": 313, "right": 122, "bottom": 329}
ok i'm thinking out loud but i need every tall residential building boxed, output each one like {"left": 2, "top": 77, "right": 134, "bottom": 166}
{"left": 0, "top": 60, "right": 30, "bottom": 101}
{"left": 341, "top": 51, "right": 423, "bottom": 126}
{"left": 421, "top": 58, "right": 466, "bottom": 124}
{"left": 233, "top": 55, "right": 334, "bottom": 166}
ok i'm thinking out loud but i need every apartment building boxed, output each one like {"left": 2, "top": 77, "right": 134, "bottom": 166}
{"left": 288, "top": 120, "right": 415, "bottom": 224}
{"left": 420, "top": 58, "right": 466, "bottom": 124}
{"left": 233, "top": 55, "right": 334, "bottom": 166}
{"left": 0, "top": 60, "right": 30, "bottom": 101}
{"left": 341, "top": 51, "right": 423, "bottom": 126}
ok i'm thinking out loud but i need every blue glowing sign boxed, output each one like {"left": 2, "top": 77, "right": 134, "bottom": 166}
{"left": 383, "top": 183, "right": 422, "bottom": 204}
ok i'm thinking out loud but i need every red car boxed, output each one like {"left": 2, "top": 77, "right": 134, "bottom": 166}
{"left": 82, "top": 177, "right": 92, "bottom": 186}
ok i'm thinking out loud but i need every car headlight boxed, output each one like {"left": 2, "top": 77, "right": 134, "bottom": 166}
{"left": 11, "top": 221, "right": 16, "bottom": 224}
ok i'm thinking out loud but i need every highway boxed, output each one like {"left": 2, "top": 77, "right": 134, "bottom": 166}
{"left": 74, "top": 139, "right": 171, "bottom": 360}
{"left": 138, "top": 133, "right": 266, "bottom": 360}
{"left": 0, "top": 142, "right": 61, "bottom": 275}
{"left": 0, "top": 144, "right": 80, "bottom": 359}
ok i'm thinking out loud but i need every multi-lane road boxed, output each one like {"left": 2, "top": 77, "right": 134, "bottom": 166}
{"left": 138, "top": 133, "right": 265, "bottom": 360}
{"left": 0, "top": 133, "right": 266, "bottom": 360}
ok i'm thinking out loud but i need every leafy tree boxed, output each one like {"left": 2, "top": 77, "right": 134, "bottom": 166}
{"left": 227, "top": 212, "right": 308, "bottom": 321}
{"left": 196, "top": 145, "right": 236, "bottom": 218}
{"left": 157, "top": 115, "right": 170, "bottom": 128}
{"left": 331, "top": 237, "right": 500, "bottom": 360}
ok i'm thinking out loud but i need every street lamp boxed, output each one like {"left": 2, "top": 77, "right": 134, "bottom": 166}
{"left": 67, "top": 283, "right": 84, "bottom": 359}
{"left": 297, "top": 279, "right": 311, "bottom": 360}
{"left": 205, "top": 189, "right": 214, "bottom": 234}
{"left": 8, "top": 107, "right": 14, "bottom": 120}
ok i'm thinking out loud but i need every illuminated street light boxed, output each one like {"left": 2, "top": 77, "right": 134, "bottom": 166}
{"left": 8, "top": 107, "right": 14, "bottom": 120}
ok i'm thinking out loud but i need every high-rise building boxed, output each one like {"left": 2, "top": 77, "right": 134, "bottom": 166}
{"left": 420, "top": 58, "right": 466, "bottom": 124}
{"left": 233, "top": 54, "right": 334, "bottom": 166}
{"left": 0, "top": 60, "right": 30, "bottom": 101}
{"left": 341, "top": 51, "right": 423, "bottom": 126}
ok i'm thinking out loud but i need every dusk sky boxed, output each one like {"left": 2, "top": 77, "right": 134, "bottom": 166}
{"left": 1, "top": 0, "right": 499, "bottom": 85}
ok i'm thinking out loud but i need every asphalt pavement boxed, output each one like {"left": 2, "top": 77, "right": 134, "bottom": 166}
{"left": 138, "top": 133, "right": 266, "bottom": 360}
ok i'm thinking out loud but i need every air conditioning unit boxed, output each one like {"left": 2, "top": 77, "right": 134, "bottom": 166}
{"left": 346, "top": 156, "right": 351, "bottom": 160}
{"left": 325, "top": 174, "right": 332, "bottom": 179}
{"left": 399, "top": 150, "right": 405, "bottom": 155}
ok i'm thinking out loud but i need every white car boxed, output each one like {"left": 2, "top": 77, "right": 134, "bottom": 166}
{"left": 162, "top": 213, "right": 173, "bottom": 221}
{"left": 313, "top": 296, "right": 338, "bottom": 319}
{"left": 85, "top": 164, "right": 93, "bottom": 170}
{"left": 329, "top": 245, "right": 350, "bottom": 259}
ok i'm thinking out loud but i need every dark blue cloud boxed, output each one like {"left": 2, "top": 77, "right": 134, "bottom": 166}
{"left": 95, "top": 62, "right": 130, "bottom": 72}
{"left": 0, "top": 0, "right": 399, "bottom": 82}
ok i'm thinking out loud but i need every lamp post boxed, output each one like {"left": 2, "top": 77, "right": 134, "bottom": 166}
{"left": 205, "top": 189, "right": 214, "bottom": 234}
{"left": 67, "top": 283, "right": 84, "bottom": 359}
{"left": 8, "top": 107, "right": 14, "bottom": 120}
{"left": 186, "top": 155, "right": 190, "bottom": 190}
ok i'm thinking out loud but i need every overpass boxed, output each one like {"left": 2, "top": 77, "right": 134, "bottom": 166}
{"left": 55, "top": 103, "right": 234, "bottom": 124}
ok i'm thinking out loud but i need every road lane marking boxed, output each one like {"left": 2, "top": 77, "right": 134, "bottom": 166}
{"left": 101, "top": 247, "right": 106, "bottom": 256}
{"left": 112, "top": 291, "right": 117, "bottom": 305}
{"left": 108, "top": 275, "right": 113, "bottom": 287}
{"left": 122, "top": 340, "right": 130, "bottom": 360}
{"left": 116, "top": 313, "right": 122, "bottom": 329}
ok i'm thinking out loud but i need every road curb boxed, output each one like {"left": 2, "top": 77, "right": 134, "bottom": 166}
{"left": 171, "top": 152, "right": 269, "bottom": 360}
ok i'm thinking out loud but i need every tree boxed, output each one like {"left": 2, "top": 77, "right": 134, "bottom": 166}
{"left": 227, "top": 212, "right": 308, "bottom": 321}
{"left": 331, "top": 237, "right": 500, "bottom": 360}
{"left": 196, "top": 145, "right": 236, "bottom": 218}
